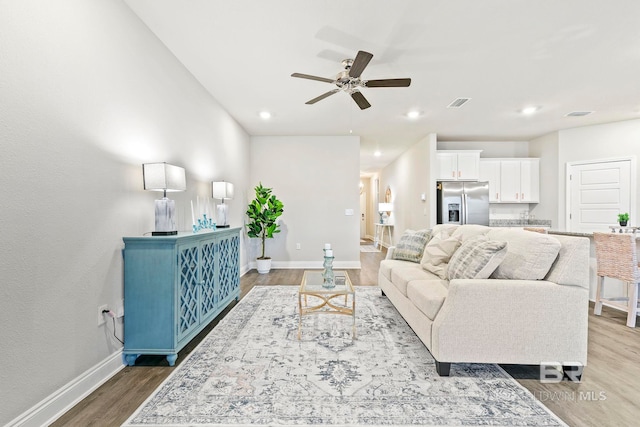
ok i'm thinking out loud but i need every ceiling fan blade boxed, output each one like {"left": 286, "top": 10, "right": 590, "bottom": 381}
{"left": 351, "top": 91, "right": 371, "bottom": 110}
{"left": 365, "top": 78, "right": 412, "bottom": 88}
{"left": 348, "top": 50, "right": 373, "bottom": 78}
{"left": 291, "top": 73, "right": 335, "bottom": 84}
{"left": 305, "top": 89, "right": 340, "bottom": 104}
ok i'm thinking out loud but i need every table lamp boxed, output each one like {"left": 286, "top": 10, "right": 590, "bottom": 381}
{"left": 143, "top": 162, "right": 186, "bottom": 235}
{"left": 378, "top": 202, "right": 393, "bottom": 224}
{"left": 212, "top": 181, "right": 234, "bottom": 228}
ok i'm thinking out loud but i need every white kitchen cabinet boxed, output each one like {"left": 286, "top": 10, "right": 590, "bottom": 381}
{"left": 436, "top": 150, "right": 481, "bottom": 181}
{"left": 519, "top": 158, "right": 540, "bottom": 202}
{"left": 479, "top": 158, "right": 539, "bottom": 203}
{"left": 478, "top": 160, "right": 501, "bottom": 202}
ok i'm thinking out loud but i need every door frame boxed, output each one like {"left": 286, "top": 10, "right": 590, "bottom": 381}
{"left": 565, "top": 156, "right": 637, "bottom": 232}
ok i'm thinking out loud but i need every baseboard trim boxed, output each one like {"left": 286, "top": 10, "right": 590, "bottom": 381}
{"left": 240, "top": 263, "right": 251, "bottom": 276}
{"left": 7, "top": 351, "right": 124, "bottom": 427}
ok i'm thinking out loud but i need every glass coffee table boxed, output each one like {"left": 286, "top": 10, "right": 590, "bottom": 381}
{"left": 298, "top": 270, "right": 356, "bottom": 339}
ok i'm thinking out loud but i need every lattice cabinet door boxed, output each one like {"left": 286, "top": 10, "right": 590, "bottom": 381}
{"left": 216, "top": 233, "right": 240, "bottom": 304}
{"left": 123, "top": 228, "right": 241, "bottom": 367}
{"left": 177, "top": 241, "right": 200, "bottom": 341}
{"left": 199, "top": 239, "right": 217, "bottom": 322}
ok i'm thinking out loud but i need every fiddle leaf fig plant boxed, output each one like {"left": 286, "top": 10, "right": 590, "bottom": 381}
{"left": 246, "top": 183, "right": 284, "bottom": 259}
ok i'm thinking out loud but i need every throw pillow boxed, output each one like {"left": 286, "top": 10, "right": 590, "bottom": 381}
{"left": 450, "top": 224, "right": 491, "bottom": 242}
{"left": 421, "top": 231, "right": 462, "bottom": 279}
{"left": 487, "top": 228, "right": 561, "bottom": 280}
{"left": 392, "top": 229, "right": 431, "bottom": 263}
{"left": 447, "top": 236, "right": 508, "bottom": 280}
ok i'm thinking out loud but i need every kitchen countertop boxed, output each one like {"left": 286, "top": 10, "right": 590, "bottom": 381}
{"left": 489, "top": 219, "right": 552, "bottom": 227}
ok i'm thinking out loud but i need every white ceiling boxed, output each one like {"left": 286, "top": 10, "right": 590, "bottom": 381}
{"left": 124, "top": 0, "right": 640, "bottom": 173}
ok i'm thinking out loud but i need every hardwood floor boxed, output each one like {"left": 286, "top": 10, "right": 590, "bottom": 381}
{"left": 52, "top": 243, "right": 640, "bottom": 427}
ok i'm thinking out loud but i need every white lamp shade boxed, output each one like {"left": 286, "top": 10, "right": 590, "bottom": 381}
{"left": 143, "top": 163, "right": 186, "bottom": 192}
{"left": 212, "top": 181, "right": 234, "bottom": 200}
{"left": 378, "top": 203, "right": 393, "bottom": 212}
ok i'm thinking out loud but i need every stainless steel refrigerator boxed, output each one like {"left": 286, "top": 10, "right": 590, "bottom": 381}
{"left": 436, "top": 181, "right": 490, "bottom": 225}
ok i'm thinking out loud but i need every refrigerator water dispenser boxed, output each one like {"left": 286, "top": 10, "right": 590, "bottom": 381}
{"left": 448, "top": 203, "right": 460, "bottom": 222}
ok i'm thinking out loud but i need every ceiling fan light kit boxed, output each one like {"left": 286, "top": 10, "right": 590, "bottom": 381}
{"left": 291, "top": 50, "right": 411, "bottom": 110}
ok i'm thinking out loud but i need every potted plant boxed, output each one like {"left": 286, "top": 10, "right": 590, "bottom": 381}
{"left": 246, "top": 182, "right": 284, "bottom": 274}
{"left": 618, "top": 212, "right": 629, "bottom": 227}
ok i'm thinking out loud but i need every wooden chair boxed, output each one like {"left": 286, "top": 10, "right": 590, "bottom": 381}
{"left": 593, "top": 232, "right": 640, "bottom": 327}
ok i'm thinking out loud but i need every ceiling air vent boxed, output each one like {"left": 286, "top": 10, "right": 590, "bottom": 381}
{"left": 566, "top": 111, "right": 593, "bottom": 117}
{"left": 447, "top": 98, "right": 471, "bottom": 108}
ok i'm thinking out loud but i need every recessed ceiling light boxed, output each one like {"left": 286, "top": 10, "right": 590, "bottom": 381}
{"left": 521, "top": 106, "right": 539, "bottom": 115}
{"left": 259, "top": 111, "right": 271, "bottom": 120}
{"left": 374, "top": 151, "right": 381, "bottom": 157}
{"left": 407, "top": 110, "right": 420, "bottom": 119}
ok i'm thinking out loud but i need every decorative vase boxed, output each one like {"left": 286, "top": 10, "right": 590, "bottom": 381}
{"left": 256, "top": 258, "right": 272, "bottom": 274}
{"left": 322, "top": 255, "right": 335, "bottom": 288}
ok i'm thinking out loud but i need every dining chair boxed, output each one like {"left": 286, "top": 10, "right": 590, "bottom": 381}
{"left": 593, "top": 232, "right": 640, "bottom": 327}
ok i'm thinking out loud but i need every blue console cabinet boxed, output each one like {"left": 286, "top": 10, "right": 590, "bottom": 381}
{"left": 122, "top": 228, "right": 240, "bottom": 366}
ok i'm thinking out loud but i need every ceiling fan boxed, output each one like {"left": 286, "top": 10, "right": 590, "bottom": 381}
{"left": 291, "top": 50, "right": 411, "bottom": 110}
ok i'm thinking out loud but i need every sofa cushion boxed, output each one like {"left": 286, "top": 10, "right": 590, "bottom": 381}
{"left": 544, "top": 234, "right": 590, "bottom": 288}
{"left": 392, "top": 229, "right": 431, "bottom": 263}
{"left": 421, "top": 231, "right": 462, "bottom": 279}
{"left": 391, "top": 267, "right": 440, "bottom": 296}
{"left": 447, "top": 236, "right": 508, "bottom": 280}
{"left": 379, "top": 259, "right": 423, "bottom": 282}
{"left": 406, "top": 280, "right": 449, "bottom": 321}
{"left": 487, "top": 228, "right": 561, "bottom": 280}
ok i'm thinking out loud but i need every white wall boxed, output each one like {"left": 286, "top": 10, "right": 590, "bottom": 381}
{"left": 529, "top": 132, "right": 560, "bottom": 227}
{"left": 0, "top": 1, "right": 250, "bottom": 424}
{"left": 249, "top": 136, "right": 360, "bottom": 268}
{"left": 437, "top": 140, "right": 530, "bottom": 157}
{"left": 379, "top": 134, "right": 437, "bottom": 243}
{"left": 555, "top": 119, "right": 640, "bottom": 230}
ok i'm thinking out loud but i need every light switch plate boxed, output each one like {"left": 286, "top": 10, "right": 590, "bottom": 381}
{"left": 345, "top": 209, "right": 354, "bottom": 216}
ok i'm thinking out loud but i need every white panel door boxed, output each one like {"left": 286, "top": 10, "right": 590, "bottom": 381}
{"left": 568, "top": 160, "right": 631, "bottom": 233}
{"left": 359, "top": 189, "right": 366, "bottom": 239}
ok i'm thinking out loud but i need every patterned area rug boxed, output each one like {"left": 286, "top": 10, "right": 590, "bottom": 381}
{"left": 123, "top": 286, "right": 566, "bottom": 427}
{"left": 359, "top": 245, "right": 380, "bottom": 252}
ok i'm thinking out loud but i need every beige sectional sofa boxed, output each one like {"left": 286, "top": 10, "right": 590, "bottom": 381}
{"left": 378, "top": 224, "right": 590, "bottom": 380}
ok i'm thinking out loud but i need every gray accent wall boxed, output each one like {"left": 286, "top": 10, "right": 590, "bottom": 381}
{"left": 249, "top": 136, "right": 361, "bottom": 268}
{"left": 0, "top": 1, "right": 250, "bottom": 424}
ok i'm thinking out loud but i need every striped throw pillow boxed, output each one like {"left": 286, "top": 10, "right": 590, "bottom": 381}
{"left": 447, "top": 236, "right": 508, "bottom": 280}
{"left": 392, "top": 229, "right": 431, "bottom": 263}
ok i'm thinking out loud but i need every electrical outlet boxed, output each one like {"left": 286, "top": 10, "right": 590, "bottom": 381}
{"left": 98, "top": 304, "right": 109, "bottom": 326}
